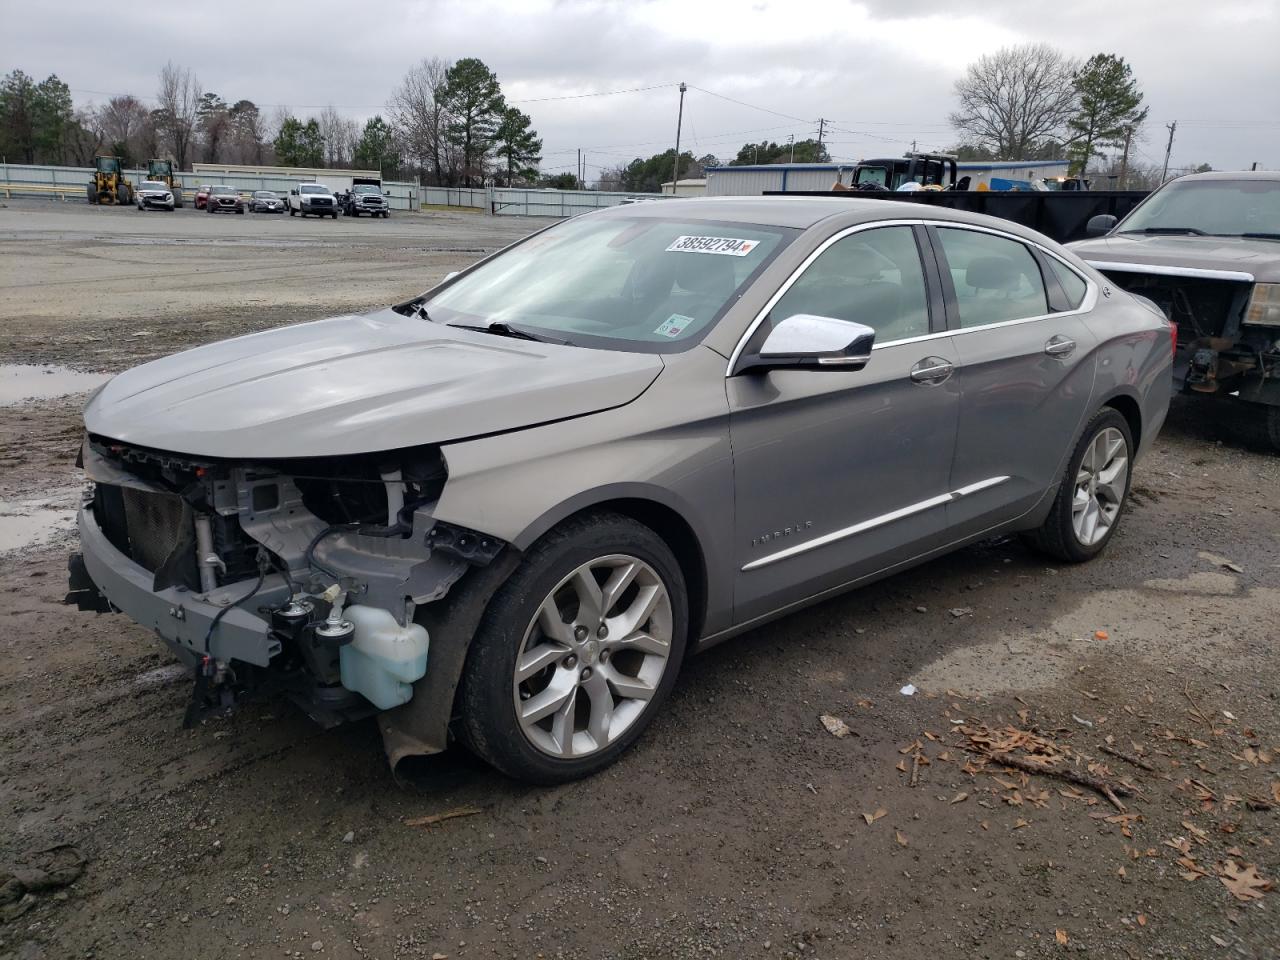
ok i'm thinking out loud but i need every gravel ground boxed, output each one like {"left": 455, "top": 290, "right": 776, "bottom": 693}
{"left": 0, "top": 200, "right": 1277, "bottom": 960}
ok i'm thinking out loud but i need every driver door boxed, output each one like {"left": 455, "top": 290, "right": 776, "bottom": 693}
{"left": 727, "top": 224, "right": 960, "bottom": 625}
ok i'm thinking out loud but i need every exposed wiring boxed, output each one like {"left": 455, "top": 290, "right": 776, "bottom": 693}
{"left": 201, "top": 556, "right": 267, "bottom": 654}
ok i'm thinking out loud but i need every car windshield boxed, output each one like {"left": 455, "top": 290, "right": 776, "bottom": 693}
{"left": 253, "top": 191, "right": 276, "bottom": 199}
{"left": 300, "top": 185, "right": 328, "bottom": 194}
{"left": 421, "top": 215, "right": 792, "bottom": 352}
{"left": 139, "top": 182, "right": 167, "bottom": 190}
{"left": 353, "top": 185, "right": 380, "bottom": 194}
{"left": 211, "top": 186, "right": 236, "bottom": 195}
{"left": 1118, "top": 179, "right": 1280, "bottom": 237}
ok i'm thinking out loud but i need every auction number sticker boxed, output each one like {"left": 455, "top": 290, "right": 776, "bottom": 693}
{"left": 666, "top": 235, "right": 760, "bottom": 256}
{"left": 654, "top": 313, "right": 695, "bottom": 338}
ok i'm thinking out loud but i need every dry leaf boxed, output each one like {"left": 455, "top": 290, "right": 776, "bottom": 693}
{"left": 862, "top": 807, "right": 888, "bottom": 825}
{"left": 1055, "top": 929, "right": 1068, "bottom": 946}
{"left": 820, "top": 714, "right": 851, "bottom": 739}
{"left": 899, "top": 740, "right": 921, "bottom": 755}
{"left": 949, "top": 792, "right": 969, "bottom": 805}
{"left": 1271, "top": 781, "right": 1280, "bottom": 804}
{"left": 894, "top": 830, "right": 909, "bottom": 847}
{"left": 1117, "top": 865, "right": 1126, "bottom": 878}
{"left": 1013, "top": 818, "right": 1030, "bottom": 829}
{"left": 896, "top": 759, "right": 908, "bottom": 773}
{"left": 404, "top": 806, "right": 483, "bottom": 828}
{"left": 1137, "top": 914, "right": 1147, "bottom": 927}
{"left": 980, "top": 820, "right": 990, "bottom": 831}
{"left": 1219, "top": 860, "right": 1273, "bottom": 902}
{"left": 856, "top": 698, "right": 873, "bottom": 709}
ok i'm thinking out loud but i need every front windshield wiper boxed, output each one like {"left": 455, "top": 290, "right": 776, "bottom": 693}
{"left": 449, "top": 321, "right": 568, "bottom": 345}
{"left": 1118, "top": 226, "right": 1210, "bottom": 236}
{"left": 1238, "top": 232, "right": 1280, "bottom": 241}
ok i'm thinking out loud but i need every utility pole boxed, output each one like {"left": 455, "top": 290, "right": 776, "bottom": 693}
{"left": 1119, "top": 126, "right": 1134, "bottom": 190}
{"left": 576, "top": 148, "right": 581, "bottom": 188}
{"left": 911, "top": 139, "right": 917, "bottom": 153}
{"left": 1160, "top": 121, "right": 1177, "bottom": 182}
{"left": 787, "top": 134, "right": 795, "bottom": 164}
{"left": 671, "top": 82, "right": 687, "bottom": 196}
{"left": 817, "top": 118, "right": 826, "bottom": 150}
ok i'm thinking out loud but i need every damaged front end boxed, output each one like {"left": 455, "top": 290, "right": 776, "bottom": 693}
{"left": 1103, "top": 272, "right": 1280, "bottom": 401}
{"left": 71, "top": 435, "right": 507, "bottom": 735}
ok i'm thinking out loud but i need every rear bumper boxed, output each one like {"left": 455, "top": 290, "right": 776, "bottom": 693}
{"left": 76, "top": 502, "right": 282, "bottom": 668}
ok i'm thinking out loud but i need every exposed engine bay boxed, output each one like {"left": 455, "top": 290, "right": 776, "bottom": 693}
{"left": 1102, "top": 272, "right": 1280, "bottom": 397}
{"left": 70, "top": 435, "right": 506, "bottom": 728}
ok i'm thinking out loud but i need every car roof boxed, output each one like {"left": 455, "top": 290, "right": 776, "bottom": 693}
{"left": 1167, "top": 170, "right": 1280, "bottom": 184}
{"left": 586, "top": 195, "right": 1064, "bottom": 242}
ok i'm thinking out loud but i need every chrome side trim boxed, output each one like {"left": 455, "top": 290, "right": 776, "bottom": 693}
{"left": 726, "top": 220, "right": 1100, "bottom": 376}
{"left": 740, "top": 475, "right": 1010, "bottom": 572}
{"left": 1082, "top": 260, "right": 1255, "bottom": 284}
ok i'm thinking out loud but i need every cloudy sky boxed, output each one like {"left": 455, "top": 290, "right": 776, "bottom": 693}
{"left": 11, "top": 0, "right": 1278, "bottom": 177}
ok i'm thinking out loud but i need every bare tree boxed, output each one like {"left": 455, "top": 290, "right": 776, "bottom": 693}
{"left": 67, "top": 106, "right": 106, "bottom": 166}
{"left": 949, "top": 43, "right": 1079, "bottom": 160}
{"left": 388, "top": 57, "right": 454, "bottom": 185}
{"left": 99, "top": 95, "right": 148, "bottom": 160}
{"left": 155, "top": 61, "right": 201, "bottom": 170}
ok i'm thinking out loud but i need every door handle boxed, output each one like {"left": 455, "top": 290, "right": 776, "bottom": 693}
{"left": 1045, "top": 335, "right": 1076, "bottom": 358}
{"left": 910, "top": 357, "right": 954, "bottom": 384}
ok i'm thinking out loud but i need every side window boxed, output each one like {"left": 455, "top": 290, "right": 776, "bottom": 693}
{"left": 936, "top": 228, "right": 1049, "bottom": 328}
{"left": 770, "top": 226, "right": 930, "bottom": 343}
{"left": 1048, "top": 257, "right": 1088, "bottom": 309}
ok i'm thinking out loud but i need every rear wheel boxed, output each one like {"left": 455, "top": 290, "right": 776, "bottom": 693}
{"left": 86, "top": 184, "right": 96, "bottom": 204}
{"left": 1262, "top": 405, "right": 1280, "bottom": 453}
{"left": 1026, "top": 408, "right": 1133, "bottom": 563}
{"left": 116, "top": 184, "right": 129, "bottom": 204}
{"left": 460, "top": 512, "right": 688, "bottom": 783}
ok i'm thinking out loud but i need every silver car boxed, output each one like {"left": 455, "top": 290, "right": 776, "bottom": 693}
{"left": 71, "top": 198, "right": 1172, "bottom": 782}
{"left": 134, "top": 180, "right": 176, "bottom": 212}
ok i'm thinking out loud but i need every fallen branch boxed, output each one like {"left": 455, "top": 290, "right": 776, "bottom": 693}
{"left": 964, "top": 746, "right": 1133, "bottom": 811}
{"left": 1100, "top": 744, "right": 1157, "bottom": 773}
{"left": 910, "top": 754, "right": 921, "bottom": 788}
{"left": 404, "top": 805, "right": 484, "bottom": 828}
{"left": 1183, "top": 682, "right": 1215, "bottom": 735}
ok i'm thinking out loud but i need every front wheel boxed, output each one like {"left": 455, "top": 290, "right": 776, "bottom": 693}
{"left": 1026, "top": 408, "right": 1133, "bottom": 562}
{"left": 459, "top": 512, "right": 688, "bottom": 783}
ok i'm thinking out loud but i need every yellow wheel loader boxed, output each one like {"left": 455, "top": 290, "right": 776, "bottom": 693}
{"left": 146, "top": 159, "right": 185, "bottom": 207}
{"left": 86, "top": 156, "right": 134, "bottom": 205}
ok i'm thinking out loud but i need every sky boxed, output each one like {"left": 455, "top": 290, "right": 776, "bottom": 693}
{"left": 8, "top": 0, "right": 1278, "bottom": 179}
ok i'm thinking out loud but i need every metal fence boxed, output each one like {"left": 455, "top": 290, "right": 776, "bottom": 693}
{"left": 0, "top": 162, "right": 421, "bottom": 210}
{"left": 420, "top": 185, "right": 665, "bottom": 217}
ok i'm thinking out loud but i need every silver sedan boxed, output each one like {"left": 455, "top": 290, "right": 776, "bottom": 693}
{"left": 73, "top": 198, "right": 1172, "bottom": 783}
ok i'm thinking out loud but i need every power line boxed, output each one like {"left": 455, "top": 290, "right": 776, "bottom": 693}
{"left": 685, "top": 85, "right": 814, "bottom": 125}
{"left": 510, "top": 83, "right": 678, "bottom": 103}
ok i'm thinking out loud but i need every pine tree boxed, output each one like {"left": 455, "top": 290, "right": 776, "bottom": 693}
{"left": 494, "top": 107, "right": 542, "bottom": 186}
{"left": 1067, "top": 54, "right": 1148, "bottom": 176}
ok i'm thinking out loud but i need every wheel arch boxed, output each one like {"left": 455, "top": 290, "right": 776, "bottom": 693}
{"left": 1099, "top": 389, "right": 1143, "bottom": 450}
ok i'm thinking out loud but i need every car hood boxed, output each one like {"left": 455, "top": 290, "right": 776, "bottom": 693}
{"left": 1069, "top": 235, "right": 1280, "bottom": 282}
{"left": 85, "top": 309, "right": 663, "bottom": 459}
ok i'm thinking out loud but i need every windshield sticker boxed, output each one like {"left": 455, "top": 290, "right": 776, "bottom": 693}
{"left": 655, "top": 313, "right": 695, "bottom": 338}
{"left": 666, "top": 235, "right": 760, "bottom": 256}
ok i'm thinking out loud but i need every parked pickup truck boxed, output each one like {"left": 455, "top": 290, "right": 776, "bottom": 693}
{"left": 288, "top": 183, "right": 339, "bottom": 219}
{"left": 1069, "top": 171, "right": 1280, "bottom": 448}
{"left": 341, "top": 179, "right": 391, "bottom": 218}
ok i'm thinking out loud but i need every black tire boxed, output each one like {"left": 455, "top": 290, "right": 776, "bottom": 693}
{"left": 236, "top": 207, "right": 244, "bottom": 214}
{"left": 459, "top": 511, "right": 688, "bottom": 784}
{"left": 86, "top": 184, "right": 96, "bottom": 204}
{"left": 116, "top": 184, "right": 129, "bottom": 205}
{"left": 1265, "top": 405, "right": 1280, "bottom": 453}
{"left": 289, "top": 206, "right": 296, "bottom": 217}
{"left": 1025, "top": 407, "right": 1134, "bottom": 563}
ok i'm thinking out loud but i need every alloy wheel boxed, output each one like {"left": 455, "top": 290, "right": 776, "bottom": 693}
{"left": 513, "top": 554, "right": 673, "bottom": 758}
{"left": 1071, "top": 426, "right": 1129, "bottom": 546}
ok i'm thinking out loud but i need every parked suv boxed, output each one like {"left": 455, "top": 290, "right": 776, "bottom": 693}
{"left": 288, "top": 183, "right": 339, "bottom": 219}
{"left": 134, "top": 180, "right": 176, "bottom": 212}
{"left": 205, "top": 185, "right": 245, "bottom": 215}
{"left": 70, "top": 199, "right": 1171, "bottom": 783}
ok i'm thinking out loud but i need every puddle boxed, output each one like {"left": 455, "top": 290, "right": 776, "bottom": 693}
{"left": 0, "top": 365, "right": 111, "bottom": 406}
{"left": 0, "top": 489, "right": 81, "bottom": 553}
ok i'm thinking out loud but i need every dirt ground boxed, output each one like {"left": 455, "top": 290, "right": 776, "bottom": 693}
{"left": 1, "top": 199, "right": 1278, "bottom": 960}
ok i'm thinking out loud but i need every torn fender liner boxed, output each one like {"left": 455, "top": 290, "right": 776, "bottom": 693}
{"left": 380, "top": 548, "right": 522, "bottom": 764}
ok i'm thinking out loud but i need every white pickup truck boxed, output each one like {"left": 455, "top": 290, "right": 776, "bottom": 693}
{"left": 287, "top": 183, "right": 339, "bottom": 219}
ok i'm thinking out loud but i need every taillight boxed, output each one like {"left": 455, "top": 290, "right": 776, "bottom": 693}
{"left": 1169, "top": 321, "right": 1178, "bottom": 361}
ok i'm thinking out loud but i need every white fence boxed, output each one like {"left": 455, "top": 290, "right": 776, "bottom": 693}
{"left": 0, "top": 162, "right": 421, "bottom": 210}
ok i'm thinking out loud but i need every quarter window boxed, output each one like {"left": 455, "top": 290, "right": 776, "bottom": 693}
{"left": 936, "top": 228, "right": 1049, "bottom": 327}
{"left": 1048, "top": 257, "right": 1088, "bottom": 309}
{"left": 769, "top": 226, "right": 931, "bottom": 343}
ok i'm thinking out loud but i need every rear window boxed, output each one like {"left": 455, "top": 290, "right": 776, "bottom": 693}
{"left": 936, "top": 228, "right": 1049, "bottom": 328}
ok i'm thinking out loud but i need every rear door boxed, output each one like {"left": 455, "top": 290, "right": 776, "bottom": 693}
{"left": 727, "top": 223, "right": 961, "bottom": 624}
{"left": 927, "top": 225, "right": 1099, "bottom": 538}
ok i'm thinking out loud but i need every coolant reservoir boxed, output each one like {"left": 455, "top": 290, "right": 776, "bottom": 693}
{"left": 339, "top": 605, "right": 429, "bottom": 710}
